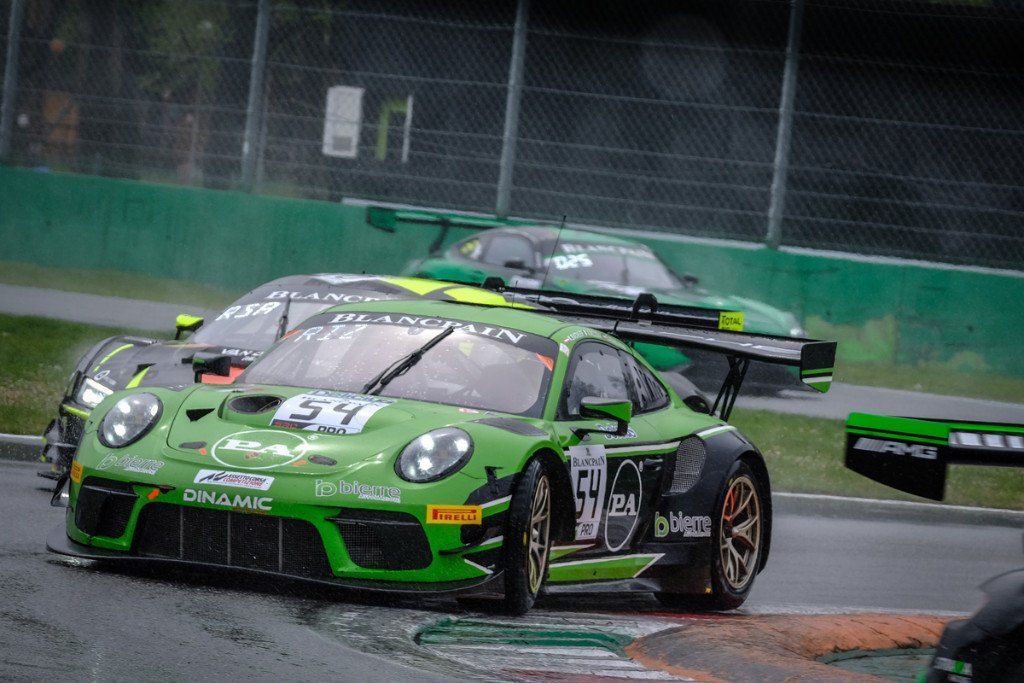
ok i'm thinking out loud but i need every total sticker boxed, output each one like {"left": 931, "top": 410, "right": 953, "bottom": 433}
{"left": 271, "top": 390, "right": 394, "bottom": 435}
{"left": 568, "top": 444, "right": 607, "bottom": 541}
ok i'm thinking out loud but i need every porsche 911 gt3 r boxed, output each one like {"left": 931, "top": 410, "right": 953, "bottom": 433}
{"left": 49, "top": 286, "right": 836, "bottom": 614}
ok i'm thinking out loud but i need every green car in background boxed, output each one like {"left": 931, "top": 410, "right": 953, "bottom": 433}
{"left": 400, "top": 219, "right": 806, "bottom": 393}
{"left": 48, "top": 286, "right": 835, "bottom": 614}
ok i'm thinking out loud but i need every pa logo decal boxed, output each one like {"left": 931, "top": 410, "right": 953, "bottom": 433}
{"left": 210, "top": 429, "right": 310, "bottom": 470}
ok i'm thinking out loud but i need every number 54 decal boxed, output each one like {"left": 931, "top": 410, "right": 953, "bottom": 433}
{"left": 271, "top": 390, "right": 394, "bottom": 435}
{"left": 568, "top": 444, "right": 607, "bottom": 541}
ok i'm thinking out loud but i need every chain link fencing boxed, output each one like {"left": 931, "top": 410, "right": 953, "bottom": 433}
{"left": 1, "top": 0, "right": 1021, "bottom": 269}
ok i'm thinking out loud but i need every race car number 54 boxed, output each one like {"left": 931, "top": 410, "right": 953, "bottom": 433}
{"left": 569, "top": 444, "right": 607, "bottom": 541}
{"left": 271, "top": 390, "right": 394, "bottom": 435}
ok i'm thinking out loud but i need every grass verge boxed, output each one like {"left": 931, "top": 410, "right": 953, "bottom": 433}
{"left": 731, "top": 408, "right": 1024, "bottom": 510}
{"left": 0, "top": 314, "right": 151, "bottom": 435}
{"left": 837, "top": 361, "right": 1024, "bottom": 406}
{"left": 0, "top": 260, "right": 238, "bottom": 309}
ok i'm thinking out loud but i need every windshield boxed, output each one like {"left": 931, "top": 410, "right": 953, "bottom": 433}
{"left": 546, "top": 244, "right": 679, "bottom": 289}
{"left": 193, "top": 300, "right": 331, "bottom": 351}
{"left": 242, "top": 312, "right": 557, "bottom": 417}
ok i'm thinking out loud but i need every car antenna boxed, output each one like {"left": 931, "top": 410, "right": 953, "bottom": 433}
{"left": 275, "top": 295, "right": 292, "bottom": 340}
{"left": 539, "top": 215, "right": 566, "bottom": 290}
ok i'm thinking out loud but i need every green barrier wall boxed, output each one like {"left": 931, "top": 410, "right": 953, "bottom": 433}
{"left": 3, "top": 166, "right": 1022, "bottom": 376}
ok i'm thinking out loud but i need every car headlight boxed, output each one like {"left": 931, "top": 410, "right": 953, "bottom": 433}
{"left": 99, "top": 393, "right": 162, "bottom": 448}
{"left": 76, "top": 377, "right": 113, "bottom": 408}
{"left": 395, "top": 427, "right": 473, "bottom": 482}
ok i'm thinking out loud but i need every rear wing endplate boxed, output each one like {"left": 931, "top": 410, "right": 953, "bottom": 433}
{"left": 845, "top": 413, "right": 1024, "bottom": 501}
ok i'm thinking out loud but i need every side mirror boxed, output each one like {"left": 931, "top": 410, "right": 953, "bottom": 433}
{"left": 175, "top": 314, "right": 204, "bottom": 340}
{"left": 579, "top": 397, "right": 632, "bottom": 437}
{"left": 188, "top": 352, "right": 232, "bottom": 383}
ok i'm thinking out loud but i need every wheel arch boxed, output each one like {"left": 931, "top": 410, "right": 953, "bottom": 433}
{"left": 527, "top": 447, "right": 575, "bottom": 544}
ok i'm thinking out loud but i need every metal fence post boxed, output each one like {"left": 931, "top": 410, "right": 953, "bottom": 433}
{"left": 240, "top": 0, "right": 270, "bottom": 192}
{"left": 765, "top": 0, "right": 805, "bottom": 250}
{"left": 495, "top": 0, "right": 529, "bottom": 218}
{"left": 0, "top": 0, "right": 26, "bottom": 163}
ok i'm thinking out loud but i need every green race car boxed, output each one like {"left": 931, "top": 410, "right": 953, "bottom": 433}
{"left": 48, "top": 285, "right": 835, "bottom": 614}
{"left": 393, "top": 211, "right": 806, "bottom": 392}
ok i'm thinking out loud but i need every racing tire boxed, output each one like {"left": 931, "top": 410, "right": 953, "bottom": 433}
{"left": 656, "top": 460, "right": 766, "bottom": 611}
{"left": 500, "top": 458, "right": 552, "bottom": 615}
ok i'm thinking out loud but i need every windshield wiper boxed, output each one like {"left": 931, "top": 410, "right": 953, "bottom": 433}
{"left": 275, "top": 296, "right": 292, "bottom": 340}
{"left": 360, "top": 327, "right": 455, "bottom": 395}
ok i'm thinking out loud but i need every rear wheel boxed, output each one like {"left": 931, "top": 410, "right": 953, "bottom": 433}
{"left": 656, "top": 460, "right": 765, "bottom": 611}
{"left": 501, "top": 459, "right": 552, "bottom": 615}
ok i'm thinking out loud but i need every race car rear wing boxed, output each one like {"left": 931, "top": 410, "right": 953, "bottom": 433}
{"left": 481, "top": 281, "right": 837, "bottom": 420}
{"left": 845, "top": 413, "right": 1024, "bottom": 500}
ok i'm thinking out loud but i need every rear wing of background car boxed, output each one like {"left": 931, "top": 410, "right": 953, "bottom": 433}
{"left": 481, "top": 281, "right": 837, "bottom": 420}
{"left": 845, "top": 413, "right": 1024, "bottom": 500}
{"left": 365, "top": 206, "right": 535, "bottom": 254}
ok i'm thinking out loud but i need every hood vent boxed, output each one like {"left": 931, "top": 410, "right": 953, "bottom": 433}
{"left": 228, "top": 394, "right": 283, "bottom": 414}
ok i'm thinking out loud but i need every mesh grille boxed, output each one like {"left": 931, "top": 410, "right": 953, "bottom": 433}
{"left": 75, "top": 477, "right": 137, "bottom": 538}
{"left": 670, "top": 437, "right": 706, "bottom": 494}
{"left": 134, "top": 503, "right": 331, "bottom": 579}
{"left": 332, "top": 508, "right": 432, "bottom": 570}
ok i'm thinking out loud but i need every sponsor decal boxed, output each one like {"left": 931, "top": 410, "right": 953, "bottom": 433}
{"left": 933, "top": 657, "right": 972, "bottom": 678}
{"left": 561, "top": 328, "right": 594, "bottom": 344}
{"left": 568, "top": 444, "right": 607, "bottom": 541}
{"left": 718, "top": 311, "right": 744, "bottom": 332}
{"left": 853, "top": 436, "right": 938, "bottom": 460}
{"left": 426, "top": 504, "right": 482, "bottom": 525}
{"left": 266, "top": 290, "right": 381, "bottom": 303}
{"left": 193, "top": 469, "right": 274, "bottom": 491}
{"left": 96, "top": 454, "right": 164, "bottom": 476}
{"left": 315, "top": 479, "right": 401, "bottom": 504}
{"left": 210, "top": 429, "right": 310, "bottom": 470}
{"left": 271, "top": 390, "right": 394, "bottom": 435}
{"left": 218, "top": 348, "right": 262, "bottom": 363}
{"left": 605, "top": 459, "right": 642, "bottom": 552}
{"left": 559, "top": 242, "right": 654, "bottom": 259}
{"left": 183, "top": 488, "right": 272, "bottom": 511}
{"left": 547, "top": 253, "right": 593, "bottom": 271}
{"left": 323, "top": 313, "right": 526, "bottom": 345}
{"left": 654, "top": 511, "right": 712, "bottom": 538}
{"left": 70, "top": 461, "right": 83, "bottom": 484}
{"left": 215, "top": 301, "right": 281, "bottom": 321}
{"left": 596, "top": 424, "right": 637, "bottom": 440}
{"left": 951, "top": 430, "right": 1024, "bottom": 450}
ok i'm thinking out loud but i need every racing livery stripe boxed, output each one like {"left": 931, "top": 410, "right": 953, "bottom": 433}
{"left": 481, "top": 496, "right": 511, "bottom": 516}
{"left": 695, "top": 425, "right": 736, "bottom": 440}
{"left": 462, "top": 558, "right": 493, "bottom": 576}
{"left": 848, "top": 427, "right": 948, "bottom": 446}
{"left": 549, "top": 544, "right": 592, "bottom": 561}
{"left": 547, "top": 553, "right": 664, "bottom": 582}
{"left": 62, "top": 404, "right": 90, "bottom": 419}
{"left": 92, "top": 343, "right": 133, "bottom": 372}
{"left": 125, "top": 366, "right": 150, "bottom": 389}
{"left": 572, "top": 441, "right": 679, "bottom": 456}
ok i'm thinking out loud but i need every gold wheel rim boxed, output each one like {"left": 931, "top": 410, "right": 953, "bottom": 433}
{"left": 718, "top": 475, "right": 761, "bottom": 591}
{"left": 527, "top": 476, "right": 551, "bottom": 595}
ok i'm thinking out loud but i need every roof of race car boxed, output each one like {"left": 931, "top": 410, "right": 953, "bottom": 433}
{"left": 317, "top": 297, "right": 575, "bottom": 339}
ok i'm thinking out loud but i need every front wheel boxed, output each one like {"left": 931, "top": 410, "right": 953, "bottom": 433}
{"left": 501, "top": 459, "right": 552, "bottom": 615}
{"left": 657, "top": 460, "right": 766, "bottom": 611}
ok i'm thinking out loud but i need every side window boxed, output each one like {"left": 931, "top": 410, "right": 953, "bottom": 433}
{"left": 481, "top": 234, "right": 535, "bottom": 268}
{"left": 562, "top": 342, "right": 631, "bottom": 418}
{"left": 621, "top": 352, "right": 670, "bottom": 413}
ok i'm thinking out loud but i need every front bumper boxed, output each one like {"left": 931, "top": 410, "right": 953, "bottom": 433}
{"left": 41, "top": 403, "right": 90, "bottom": 470}
{"left": 47, "top": 522, "right": 505, "bottom": 597}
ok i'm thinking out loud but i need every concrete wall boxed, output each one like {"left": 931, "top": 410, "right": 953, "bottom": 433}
{"left": 3, "top": 166, "right": 1022, "bottom": 376}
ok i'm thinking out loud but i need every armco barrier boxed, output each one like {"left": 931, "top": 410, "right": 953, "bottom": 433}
{"left": 2, "top": 166, "right": 1022, "bottom": 377}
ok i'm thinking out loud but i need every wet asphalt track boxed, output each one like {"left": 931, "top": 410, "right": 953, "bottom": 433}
{"left": 4, "top": 460, "right": 1021, "bottom": 681}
